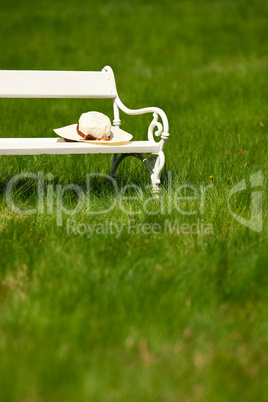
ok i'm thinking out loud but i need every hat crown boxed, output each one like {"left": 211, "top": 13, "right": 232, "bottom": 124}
{"left": 78, "top": 111, "right": 111, "bottom": 138}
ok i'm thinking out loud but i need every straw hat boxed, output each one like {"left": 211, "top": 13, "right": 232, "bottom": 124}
{"left": 54, "top": 111, "right": 132, "bottom": 143}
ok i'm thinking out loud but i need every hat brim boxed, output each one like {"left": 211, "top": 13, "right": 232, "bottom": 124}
{"left": 53, "top": 124, "right": 133, "bottom": 144}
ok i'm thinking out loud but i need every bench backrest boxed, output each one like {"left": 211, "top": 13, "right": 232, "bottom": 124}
{"left": 0, "top": 69, "right": 117, "bottom": 98}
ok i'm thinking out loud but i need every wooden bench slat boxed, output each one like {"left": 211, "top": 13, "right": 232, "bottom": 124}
{"left": 0, "top": 70, "right": 117, "bottom": 98}
{"left": 0, "top": 138, "right": 159, "bottom": 155}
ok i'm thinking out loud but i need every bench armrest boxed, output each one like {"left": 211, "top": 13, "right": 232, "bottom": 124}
{"left": 115, "top": 96, "right": 170, "bottom": 149}
{"left": 102, "top": 66, "right": 170, "bottom": 150}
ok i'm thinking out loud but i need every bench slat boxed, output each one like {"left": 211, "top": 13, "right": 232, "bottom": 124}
{"left": 0, "top": 70, "right": 117, "bottom": 98}
{"left": 0, "top": 138, "right": 159, "bottom": 155}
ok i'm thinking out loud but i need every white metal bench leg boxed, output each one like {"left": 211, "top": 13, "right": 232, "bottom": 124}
{"left": 150, "top": 151, "right": 165, "bottom": 195}
{"left": 109, "top": 151, "right": 165, "bottom": 194}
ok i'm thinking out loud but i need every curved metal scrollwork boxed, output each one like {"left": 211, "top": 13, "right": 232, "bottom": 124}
{"left": 148, "top": 113, "right": 163, "bottom": 142}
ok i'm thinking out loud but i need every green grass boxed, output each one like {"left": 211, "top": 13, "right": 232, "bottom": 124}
{"left": 0, "top": 0, "right": 268, "bottom": 401}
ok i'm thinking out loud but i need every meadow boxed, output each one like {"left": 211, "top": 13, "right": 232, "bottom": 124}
{"left": 0, "top": 0, "right": 267, "bottom": 401}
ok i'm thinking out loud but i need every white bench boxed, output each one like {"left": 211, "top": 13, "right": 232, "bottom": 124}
{"left": 0, "top": 66, "right": 169, "bottom": 193}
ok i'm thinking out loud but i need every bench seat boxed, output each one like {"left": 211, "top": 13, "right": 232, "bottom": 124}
{"left": 0, "top": 138, "right": 159, "bottom": 155}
